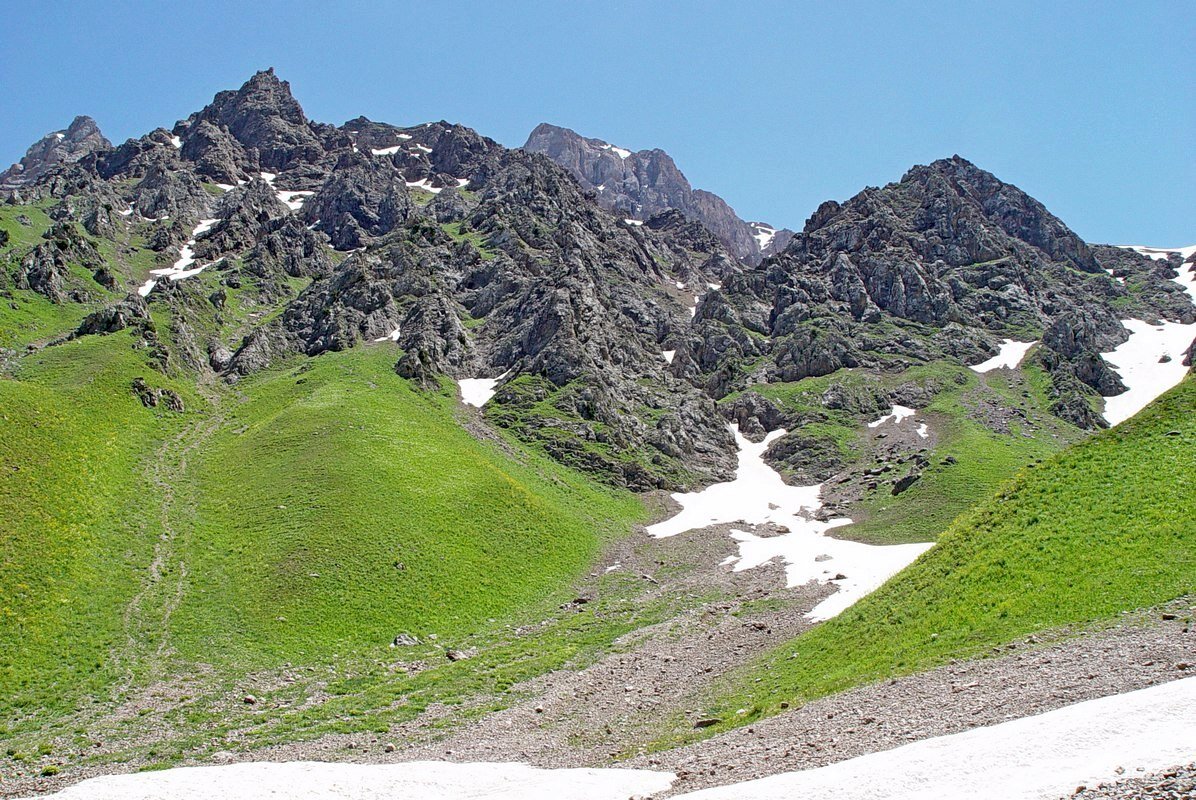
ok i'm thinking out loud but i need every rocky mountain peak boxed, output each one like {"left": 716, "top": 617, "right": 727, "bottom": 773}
{"left": 1, "top": 114, "right": 111, "bottom": 193}
{"left": 181, "top": 67, "right": 322, "bottom": 172}
{"left": 523, "top": 122, "right": 794, "bottom": 264}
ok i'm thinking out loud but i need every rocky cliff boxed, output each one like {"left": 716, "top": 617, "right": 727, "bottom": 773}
{"left": 523, "top": 123, "right": 795, "bottom": 264}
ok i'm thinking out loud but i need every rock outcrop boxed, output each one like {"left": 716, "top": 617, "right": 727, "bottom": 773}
{"left": 524, "top": 123, "right": 794, "bottom": 264}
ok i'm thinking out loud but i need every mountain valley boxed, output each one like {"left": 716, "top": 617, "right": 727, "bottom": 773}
{"left": 0, "top": 69, "right": 1192, "bottom": 799}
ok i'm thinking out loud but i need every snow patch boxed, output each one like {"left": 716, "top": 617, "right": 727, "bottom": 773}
{"left": 916, "top": 422, "right": 929, "bottom": 439}
{"left": 1099, "top": 250, "right": 1196, "bottom": 425}
{"left": 55, "top": 132, "right": 65, "bottom": 141}
{"left": 707, "top": 282, "right": 721, "bottom": 291}
{"left": 213, "top": 183, "right": 234, "bottom": 192}
{"left": 373, "top": 327, "right": 401, "bottom": 343}
{"left": 970, "top": 339, "right": 1035, "bottom": 373}
{"left": 412, "top": 143, "right": 433, "bottom": 154}
{"left": 1100, "top": 318, "right": 1195, "bottom": 425}
{"left": 25, "top": 760, "right": 676, "bottom": 800}
{"left": 276, "top": 190, "right": 314, "bottom": 211}
{"left": 624, "top": 218, "right": 644, "bottom": 226}
{"left": 259, "top": 171, "right": 277, "bottom": 185}
{"left": 371, "top": 146, "right": 401, "bottom": 156}
{"left": 662, "top": 350, "right": 676, "bottom": 364}
{"left": 406, "top": 178, "right": 443, "bottom": 194}
{"left": 646, "top": 425, "right": 931, "bottom": 621}
{"left": 867, "top": 405, "right": 916, "bottom": 428}
{"left": 600, "top": 143, "right": 632, "bottom": 159}
{"left": 751, "top": 223, "right": 777, "bottom": 252}
{"left": 136, "top": 218, "right": 219, "bottom": 296}
{"left": 459, "top": 371, "right": 510, "bottom": 408}
{"left": 673, "top": 677, "right": 1196, "bottom": 800}
{"left": 1120, "top": 243, "right": 1196, "bottom": 262}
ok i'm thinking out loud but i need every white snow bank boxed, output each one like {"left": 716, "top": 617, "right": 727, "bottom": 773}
{"left": 459, "top": 371, "right": 509, "bottom": 408}
{"left": 373, "top": 327, "right": 401, "bottom": 343}
{"left": 662, "top": 350, "right": 676, "bottom": 364}
{"left": 136, "top": 218, "right": 219, "bottom": 296}
{"left": 600, "top": 143, "right": 632, "bottom": 158}
{"left": 1100, "top": 318, "right": 1195, "bottom": 426}
{"left": 624, "top": 218, "right": 644, "bottom": 226}
{"left": 646, "top": 426, "right": 931, "bottom": 620}
{"left": 751, "top": 223, "right": 777, "bottom": 252}
{"left": 1120, "top": 243, "right": 1196, "bottom": 262}
{"left": 1099, "top": 247, "right": 1196, "bottom": 425}
{"left": 371, "top": 145, "right": 401, "bottom": 156}
{"left": 277, "top": 190, "right": 314, "bottom": 211}
{"left": 867, "top": 405, "right": 916, "bottom": 428}
{"left": 970, "top": 338, "right": 1035, "bottom": 373}
{"left": 412, "top": 143, "right": 433, "bottom": 154}
{"left": 24, "top": 760, "right": 676, "bottom": 800}
{"left": 674, "top": 677, "right": 1196, "bottom": 800}
{"left": 168, "top": 135, "right": 182, "bottom": 149}
{"left": 407, "top": 178, "right": 443, "bottom": 194}
{"left": 916, "top": 422, "right": 929, "bottom": 439}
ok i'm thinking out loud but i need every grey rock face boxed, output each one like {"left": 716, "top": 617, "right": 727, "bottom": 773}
{"left": 302, "top": 151, "right": 413, "bottom": 249}
{"left": 14, "top": 223, "right": 103, "bottom": 302}
{"left": 181, "top": 68, "right": 324, "bottom": 172}
{"left": 699, "top": 156, "right": 1194, "bottom": 427}
{"left": 0, "top": 116, "right": 111, "bottom": 193}
{"left": 523, "top": 123, "right": 794, "bottom": 263}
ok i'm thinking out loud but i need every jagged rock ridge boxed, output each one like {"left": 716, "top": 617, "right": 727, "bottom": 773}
{"left": 523, "top": 123, "right": 795, "bottom": 264}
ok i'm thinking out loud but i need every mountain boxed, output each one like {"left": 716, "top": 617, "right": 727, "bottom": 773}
{"left": 0, "top": 115, "right": 110, "bottom": 193}
{"left": 523, "top": 122, "right": 795, "bottom": 263}
{"left": 1, "top": 69, "right": 1193, "bottom": 795}
{"left": 679, "top": 156, "right": 1192, "bottom": 425}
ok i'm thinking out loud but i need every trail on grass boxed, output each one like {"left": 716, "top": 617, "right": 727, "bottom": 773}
{"left": 116, "top": 380, "right": 225, "bottom": 689}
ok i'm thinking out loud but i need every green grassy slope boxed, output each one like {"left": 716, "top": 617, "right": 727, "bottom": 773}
{"left": 745, "top": 360, "right": 1081, "bottom": 544}
{"left": 175, "top": 348, "right": 644, "bottom": 668}
{"left": 0, "top": 335, "right": 643, "bottom": 740}
{"left": 686, "top": 375, "right": 1195, "bottom": 736}
{"left": 0, "top": 332, "right": 198, "bottom": 718}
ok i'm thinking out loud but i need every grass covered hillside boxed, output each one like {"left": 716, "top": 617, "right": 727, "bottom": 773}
{"left": 0, "top": 331, "right": 644, "bottom": 741}
{"left": 688, "top": 374, "right": 1195, "bottom": 736}
{"left": 734, "top": 359, "right": 1083, "bottom": 545}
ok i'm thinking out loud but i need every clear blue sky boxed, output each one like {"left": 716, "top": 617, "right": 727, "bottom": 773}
{"left": 2, "top": 1, "right": 1191, "bottom": 244}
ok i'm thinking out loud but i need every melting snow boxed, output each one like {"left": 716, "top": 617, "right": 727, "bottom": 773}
{"left": 1120, "top": 243, "right": 1196, "bottom": 262}
{"left": 407, "top": 178, "right": 444, "bottom": 194}
{"left": 459, "top": 371, "right": 509, "bottom": 408}
{"left": 214, "top": 183, "right": 235, "bottom": 192}
{"left": 24, "top": 760, "right": 676, "bottom": 800}
{"left": 1099, "top": 248, "right": 1196, "bottom": 425}
{"left": 707, "top": 282, "right": 721, "bottom": 291}
{"left": 673, "top": 677, "right": 1196, "bottom": 800}
{"left": 624, "top": 218, "right": 644, "bottom": 226}
{"left": 646, "top": 426, "right": 931, "bottom": 621}
{"left": 371, "top": 146, "right": 401, "bottom": 156}
{"left": 751, "top": 223, "right": 777, "bottom": 252}
{"left": 969, "top": 339, "right": 1035, "bottom": 373}
{"left": 373, "top": 328, "right": 401, "bottom": 343}
{"left": 137, "top": 218, "right": 219, "bottom": 296}
{"left": 276, "top": 190, "right": 314, "bottom": 211}
{"left": 1100, "top": 318, "right": 1195, "bottom": 425}
{"left": 168, "top": 135, "right": 182, "bottom": 149}
{"left": 26, "top": 679, "right": 1196, "bottom": 800}
{"left": 662, "top": 350, "right": 676, "bottom": 364}
{"left": 916, "top": 422, "right": 929, "bottom": 439}
{"left": 55, "top": 132, "right": 65, "bottom": 141}
{"left": 867, "top": 405, "right": 916, "bottom": 428}
{"left": 600, "top": 143, "right": 632, "bottom": 159}
{"left": 412, "top": 143, "right": 433, "bottom": 154}
{"left": 259, "top": 171, "right": 277, "bottom": 185}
